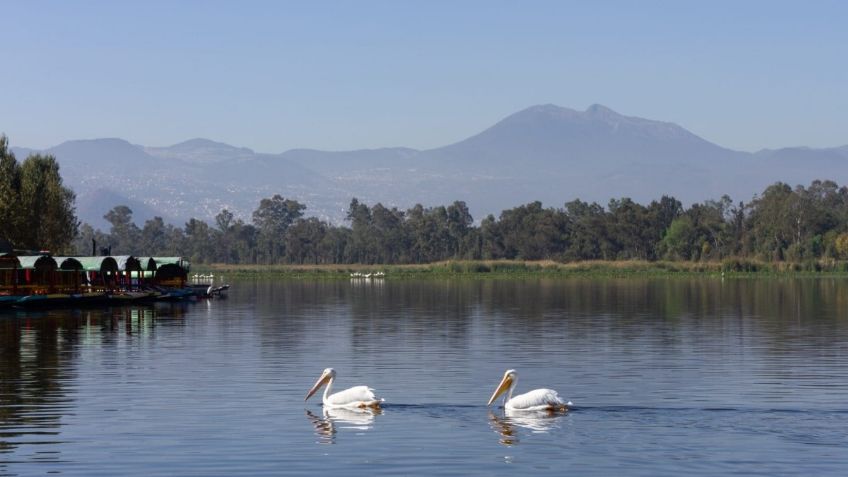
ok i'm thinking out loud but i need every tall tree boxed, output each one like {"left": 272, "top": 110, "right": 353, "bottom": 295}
{"left": 0, "top": 136, "right": 22, "bottom": 245}
{"left": 140, "top": 217, "right": 168, "bottom": 255}
{"left": 252, "top": 195, "right": 305, "bottom": 263}
{"left": 346, "top": 198, "right": 373, "bottom": 263}
{"left": 184, "top": 218, "right": 216, "bottom": 263}
{"left": 103, "top": 205, "right": 140, "bottom": 254}
{"left": 215, "top": 209, "right": 234, "bottom": 232}
{"left": 446, "top": 201, "right": 474, "bottom": 258}
{"left": 285, "top": 217, "right": 328, "bottom": 264}
{"left": 17, "top": 154, "right": 78, "bottom": 252}
{"left": 563, "top": 200, "right": 610, "bottom": 260}
{"left": 746, "top": 183, "right": 795, "bottom": 260}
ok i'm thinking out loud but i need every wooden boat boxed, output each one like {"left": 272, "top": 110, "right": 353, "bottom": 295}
{"left": 69, "top": 292, "right": 110, "bottom": 306}
{"left": 15, "top": 294, "right": 75, "bottom": 307}
{"left": 108, "top": 291, "right": 160, "bottom": 303}
{"left": 154, "top": 288, "right": 195, "bottom": 301}
{"left": 0, "top": 295, "right": 23, "bottom": 309}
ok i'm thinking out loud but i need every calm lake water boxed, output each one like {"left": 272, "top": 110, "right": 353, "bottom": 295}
{"left": 2, "top": 277, "right": 848, "bottom": 476}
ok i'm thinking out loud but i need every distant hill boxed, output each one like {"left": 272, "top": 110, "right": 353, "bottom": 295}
{"left": 10, "top": 104, "right": 847, "bottom": 227}
{"left": 145, "top": 138, "right": 255, "bottom": 164}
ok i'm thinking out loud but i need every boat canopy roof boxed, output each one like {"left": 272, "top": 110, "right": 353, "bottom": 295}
{"left": 75, "top": 256, "right": 119, "bottom": 273}
{"left": 113, "top": 255, "right": 142, "bottom": 272}
{"left": 17, "top": 255, "right": 57, "bottom": 270}
{"left": 136, "top": 257, "right": 157, "bottom": 271}
{"left": 0, "top": 255, "right": 183, "bottom": 273}
{"left": 52, "top": 257, "right": 84, "bottom": 271}
{"left": 153, "top": 257, "right": 190, "bottom": 272}
{"left": 0, "top": 253, "right": 21, "bottom": 269}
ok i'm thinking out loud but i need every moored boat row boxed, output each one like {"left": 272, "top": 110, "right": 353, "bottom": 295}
{"left": 0, "top": 289, "right": 217, "bottom": 309}
{"left": 0, "top": 253, "right": 228, "bottom": 310}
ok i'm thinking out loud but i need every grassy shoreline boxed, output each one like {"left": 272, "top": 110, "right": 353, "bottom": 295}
{"left": 195, "top": 259, "right": 848, "bottom": 279}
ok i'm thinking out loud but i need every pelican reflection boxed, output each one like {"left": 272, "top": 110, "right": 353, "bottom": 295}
{"left": 488, "top": 409, "right": 566, "bottom": 446}
{"left": 305, "top": 407, "right": 382, "bottom": 444}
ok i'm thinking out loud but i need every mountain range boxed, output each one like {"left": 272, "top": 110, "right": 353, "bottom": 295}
{"left": 10, "top": 104, "right": 848, "bottom": 229}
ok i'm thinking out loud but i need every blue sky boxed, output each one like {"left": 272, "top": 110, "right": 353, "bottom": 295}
{"left": 2, "top": 0, "right": 845, "bottom": 152}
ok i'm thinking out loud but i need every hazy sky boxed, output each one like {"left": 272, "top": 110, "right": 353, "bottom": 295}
{"left": 2, "top": 0, "right": 846, "bottom": 152}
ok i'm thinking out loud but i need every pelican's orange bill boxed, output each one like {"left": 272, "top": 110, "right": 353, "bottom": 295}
{"left": 487, "top": 374, "right": 513, "bottom": 406}
{"left": 305, "top": 373, "right": 331, "bottom": 401}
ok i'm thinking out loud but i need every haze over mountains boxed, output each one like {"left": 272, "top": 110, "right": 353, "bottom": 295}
{"left": 11, "top": 104, "right": 848, "bottom": 229}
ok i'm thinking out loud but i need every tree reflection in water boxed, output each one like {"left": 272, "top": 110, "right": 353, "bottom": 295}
{"left": 0, "top": 303, "right": 186, "bottom": 469}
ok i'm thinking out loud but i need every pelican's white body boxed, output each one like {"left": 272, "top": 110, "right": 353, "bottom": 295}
{"left": 504, "top": 388, "right": 567, "bottom": 412}
{"left": 323, "top": 384, "right": 381, "bottom": 409}
{"left": 306, "top": 368, "right": 383, "bottom": 409}
{"left": 488, "top": 369, "right": 570, "bottom": 412}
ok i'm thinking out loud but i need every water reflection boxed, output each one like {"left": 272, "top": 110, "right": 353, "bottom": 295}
{"left": 305, "top": 407, "right": 382, "bottom": 444}
{"left": 0, "top": 303, "right": 185, "bottom": 473}
{"left": 3, "top": 278, "right": 848, "bottom": 475}
{"left": 488, "top": 410, "right": 567, "bottom": 446}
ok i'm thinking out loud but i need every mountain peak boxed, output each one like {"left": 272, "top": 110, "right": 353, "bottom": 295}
{"left": 510, "top": 103, "right": 625, "bottom": 122}
{"left": 438, "top": 102, "right": 725, "bottom": 162}
{"left": 168, "top": 138, "right": 252, "bottom": 153}
{"left": 50, "top": 138, "right": 147, "bottom": 157}
{"left": 57, "top": 137, "right": 135, "bottom": 148}
{"left": 584, "top": 103, "right": 618, "bottom": 116}
{"left": 503, "top": 104, "right": 580, "bottom": 124}
{"left": 525, "top": 103, "right": 570, "bottom": 113}
{"left": 145, "top": 138, "right": 254, "bottom": 164}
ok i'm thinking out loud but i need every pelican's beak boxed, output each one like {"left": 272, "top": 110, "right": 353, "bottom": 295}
{"left": 305, "top": 372, "right": 331, "bottom": 401}
{"left": 487, "top": 374, "right": 513, "bottom": 406}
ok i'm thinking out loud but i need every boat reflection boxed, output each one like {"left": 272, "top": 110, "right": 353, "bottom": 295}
{"left": 488, "top": 409, "right": 567, "bottom": 446}
{"left": 305, "top": 407, "right": 382, "bottom": 444}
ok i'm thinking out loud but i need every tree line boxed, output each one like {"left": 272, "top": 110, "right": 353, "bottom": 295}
{"left": 5, "top": 135, "right": 848, "bottom": 265}
{"left": 75, "top": 181, "right": 848, "bottom": 265}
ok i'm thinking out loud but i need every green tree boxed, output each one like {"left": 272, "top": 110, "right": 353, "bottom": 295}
{"left": 0, "top": 136, "right": 22, "bottom": 244}
{"left": 104, "top": 205, "right": 140, "bottom": 254}
{"left": 446, "top": 201, "right": 474, "bottom": 258}
{"left": 230, "top": 220, "right": 258, "bottom": 264}
{"left": 834, "top": 232, "right": 848, "bottom": 259}
{"left": 285, "top": 217, "right": 328, "bottom": 264}
{"left": 745, "top": 182, "right": 838, "bottom": 261}
{"left": 184, "top": 218, "right": 217, "bottom": 263}
{"left": 563, "top": 200, "right": 610, "bottom": 260}
{"left": 370, "top": 204, "right": 408, "bottom": 263}
{"left": 140, "top": 217, "right": 168, "bottom": 255}
{"left": 660, "top": 216, "right": 696, "bottom": 260}
{"left": 215, "top": 209, "right": 234, "bottom": 232}
{"left": 491, "top": 201, "right": 569, "bottom": 260}
{"left": 252, "top": 195, "right": 305, "bottom": 263}
{"left": 607, "top": 198, "right": 652, "bottom": 260}
{"left": 346, "top": 198, "right": 373, "bottom": 263}
{"left": 17, "top": 154, "right": 78, "bottom": 252}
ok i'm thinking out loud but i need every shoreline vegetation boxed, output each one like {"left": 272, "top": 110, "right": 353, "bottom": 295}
{"left": 197, "top": 259, "right": 848, "bottom": 278}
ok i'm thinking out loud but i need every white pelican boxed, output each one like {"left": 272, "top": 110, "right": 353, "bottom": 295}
{"left": 487, "top": 369, "right": 570, "bottom": 412}
{"left": 305, "top": 368, "right": 383, "bottom": 409}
